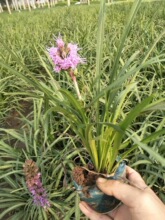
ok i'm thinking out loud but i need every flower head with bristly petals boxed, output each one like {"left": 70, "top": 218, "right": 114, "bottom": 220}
{"left": 48, "top": 36, "right": 86, "bottom": 73}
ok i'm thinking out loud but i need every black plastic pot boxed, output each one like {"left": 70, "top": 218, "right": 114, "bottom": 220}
{"left": 74, "top": 161, "right": 126, "bottom": 213}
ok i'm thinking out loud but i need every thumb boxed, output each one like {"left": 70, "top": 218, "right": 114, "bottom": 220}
{"left": 79, "top": 202, "right": 111, "bottom": 220}
{"left": 96, "top": 178, "right": 142, "bottom": 207}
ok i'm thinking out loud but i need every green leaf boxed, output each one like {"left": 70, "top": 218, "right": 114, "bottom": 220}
{"left": 59, "top": 88, "right": 87, "bottom": 123}
{"left": 120, "top": 96, "right": 153, "bottom": 131}
{"left": 95, "top": 0, "right": 106, "bottom": 93}
{"left": 126, "top": 131, "right": 165, "bottom": 167}
{"left": 0, "top": 170, "right": 23, "bottom": 180}
{"left": 110, "top": 0, "right": 142, "bottom": 83}
{"left": 75, "top": 193, "right": 80, "bottom": 220}
{"left": 0, "top": 203, "right": 26, "bottom": 219}
{"left": 142, "top": 99, "right": 165, "bottom": 112}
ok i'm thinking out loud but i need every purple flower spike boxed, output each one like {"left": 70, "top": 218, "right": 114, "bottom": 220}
{"left": 23, "top": 160, "right": 50, "bottom": 209}
{"left": 48, "top": 36, "right": 86, "bottom": 73}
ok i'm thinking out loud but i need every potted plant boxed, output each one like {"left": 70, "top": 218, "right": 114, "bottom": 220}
{"left": 46, "top": 0, "right": 165, "bottom": 213}
{"left": 48, "top": 31, "right": 129, "bottom": 212}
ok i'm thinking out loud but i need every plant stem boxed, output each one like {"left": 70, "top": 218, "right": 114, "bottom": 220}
{"left": 73, "top": 78, "right": 82, "bottom": 101}
{"left": 70, "top": 70, "right": 82, "bottom": 101}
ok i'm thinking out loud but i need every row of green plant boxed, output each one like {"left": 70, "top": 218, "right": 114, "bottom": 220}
{"left": 1, "top": 3, "right": 164, "bottom": 120}
{"left": 0, "top": 0, "right": 165, "bottom": 219}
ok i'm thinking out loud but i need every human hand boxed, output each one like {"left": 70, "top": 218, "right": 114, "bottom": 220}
{"left": 79, "top": 166, "right": 165, "bottom": 220}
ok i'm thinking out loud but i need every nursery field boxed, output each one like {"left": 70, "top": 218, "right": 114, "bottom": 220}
{"left": 0, "top": 1, "right": 165, "bottom": 219}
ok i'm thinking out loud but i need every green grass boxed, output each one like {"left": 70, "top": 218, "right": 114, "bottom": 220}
{"left": 0, "top": 1, "right": 165, "bottom": 219}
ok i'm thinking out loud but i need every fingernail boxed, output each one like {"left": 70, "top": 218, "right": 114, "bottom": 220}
{"left": 97, "top": 177, "right": 107, "bottom": 183}
{"left": 79, "top": 202, "right": 85, "bottom": 209}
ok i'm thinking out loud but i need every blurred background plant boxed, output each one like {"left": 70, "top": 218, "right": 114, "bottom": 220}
{"left": 0, "top": 98, "right": 86, "bottom": 219}
{"left": 0, "top": 0, "right": 165, "bottom": 219}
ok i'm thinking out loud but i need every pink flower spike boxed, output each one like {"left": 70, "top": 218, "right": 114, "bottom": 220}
{"left": 23, "top": 160, "right": 50, "bottom": 209}
{"left": 55, "top": 65, "right": 61, "bottom": 73}
{"left": 48, "top": 36, "right": 86, "bottom": 73}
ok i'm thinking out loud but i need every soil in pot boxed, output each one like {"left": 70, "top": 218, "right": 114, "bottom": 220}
{"left": 72, "top": 163, "right": 126, "bottom": 213}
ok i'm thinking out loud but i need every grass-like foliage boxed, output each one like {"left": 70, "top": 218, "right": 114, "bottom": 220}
{"left": 0, "top": 0, "right": 165, "bottom": 219}
{"left": 0, "top": 99, "right": 85, "bottom": 219}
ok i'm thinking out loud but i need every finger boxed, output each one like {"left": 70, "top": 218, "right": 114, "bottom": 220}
{"left": 126, "top": 166, "right": 154, "bottom": 194}
{"left": 96, "top": 178, "right": 142, "bottom": 208}
{"left": 126, "top": 166, "right": 148, "bottom": 189}
{"left": 79, "top": 201, "right": 112, "bottom": 220}
{"left": 107, "top": 204, "right": 131, "bottom": 219}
